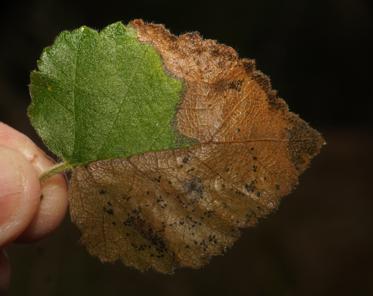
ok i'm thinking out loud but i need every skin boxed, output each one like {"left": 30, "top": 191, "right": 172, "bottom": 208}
{"left": 0, "top": 122, "right": 68, "bottom": 291}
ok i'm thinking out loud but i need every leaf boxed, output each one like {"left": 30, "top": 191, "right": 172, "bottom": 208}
{"left": 28, "top": 22, "right": 192, "bottom": 166}
{"left": 29, "top": 20, "right": 325, "bottom": 273}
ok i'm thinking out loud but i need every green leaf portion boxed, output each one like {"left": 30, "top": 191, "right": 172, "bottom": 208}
{"left": 29, "top": 22, "right": 192, "bottom": 165}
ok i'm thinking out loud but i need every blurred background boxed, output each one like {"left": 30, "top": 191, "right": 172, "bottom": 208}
{"left": 1, "top": 0, "right": 372, "bottom": 295}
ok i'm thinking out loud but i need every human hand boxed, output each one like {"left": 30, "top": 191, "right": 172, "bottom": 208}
{"left": 0, "top": 123, "right": 68, "bottom": 291}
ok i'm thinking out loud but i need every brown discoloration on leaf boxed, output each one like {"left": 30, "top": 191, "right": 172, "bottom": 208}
{"left": 69, "top": 20, "right": 324, "bottom": 273}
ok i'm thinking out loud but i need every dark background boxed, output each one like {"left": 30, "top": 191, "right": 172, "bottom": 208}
{"left": 1, "top": 0, "right": 372, "bottom": 295}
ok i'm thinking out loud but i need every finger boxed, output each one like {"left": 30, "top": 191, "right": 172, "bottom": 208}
{"left": 18, "top": 169, "right": 68, "bottom": 241}
{"left": 0, "top": 249, "right": 10, "bottom": 292}
{"left": 0, "top": 123, "right": 68, "bottom": 241}
{"left": 0, "top": 146, "right": 40, "bottom": 246}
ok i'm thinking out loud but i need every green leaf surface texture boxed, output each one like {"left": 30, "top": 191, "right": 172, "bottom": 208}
{"left": 29, "top": 22, "right": 192, "bottom": 166}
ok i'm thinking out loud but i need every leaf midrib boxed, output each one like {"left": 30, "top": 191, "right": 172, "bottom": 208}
{"left": 71, "top": 31, "right": 84, "bottom": 162}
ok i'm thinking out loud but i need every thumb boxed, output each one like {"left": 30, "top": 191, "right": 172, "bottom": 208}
{"left": 0, "top": 146, "right": 40, "bottom": 246}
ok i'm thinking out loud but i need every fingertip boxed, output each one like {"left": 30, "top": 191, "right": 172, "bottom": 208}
{"left": 0, "top": 123, "right": 68, "bottom": 242}
{"left": 19, "top": 173, "right": 68, "bottom": 241}
{"left": 17, "top": 145, "right": 69, "bottom": 242}
{"left": 0, "top": 124, "right": 68, "bottom": 241}
{"left": 0, "top": 146, "right": 40, "bottom": 246}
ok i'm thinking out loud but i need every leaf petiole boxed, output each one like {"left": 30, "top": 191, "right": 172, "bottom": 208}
{"left": 40, "top": 161, "right": 73, "bottom": 182}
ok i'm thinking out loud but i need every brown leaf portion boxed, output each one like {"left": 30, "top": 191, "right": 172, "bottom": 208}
{"left": 69, "top": 20, "right": 324, "bottom": 273}
{"left": 130, "top": 20, "right": 323, "bottom": 171}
